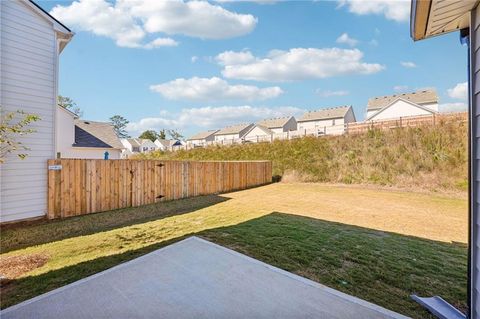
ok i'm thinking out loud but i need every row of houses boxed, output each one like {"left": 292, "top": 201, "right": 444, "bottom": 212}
{"left": 120, "top": 138, "right": 184, "bottom": 157}
{"left": 186, "top": 89, "right": 439, "bottom": 147}
{"left": 57, "top": 106, "right": 185, "bottom": 159}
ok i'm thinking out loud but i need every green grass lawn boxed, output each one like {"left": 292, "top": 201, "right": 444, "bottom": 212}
{"left": 0, "top": 183, "right": 468, "bottom": 318}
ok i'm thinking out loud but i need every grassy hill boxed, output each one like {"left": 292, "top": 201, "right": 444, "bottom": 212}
{"left": 140, "top": 120, "right": 468, "bottom": 192}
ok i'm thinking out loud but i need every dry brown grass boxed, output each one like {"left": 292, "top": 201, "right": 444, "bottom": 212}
{"left": 0, "top": 253, "right": 49, "bottom": 279}
{"left": 144, "top": 120, "right": 468, "bottom": 192}
{"left": 224, "top": 183, "right": 468, "bottom": 244}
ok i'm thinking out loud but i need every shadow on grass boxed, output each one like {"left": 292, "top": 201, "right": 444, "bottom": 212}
{"left": 199, "top": 213, "right": 467, "bottom": 319}
{"left": 1, "top": 195, "right": 230, "bottom": 253}
{"left": 1, "top": 212, "right": 468, "bottom": 319}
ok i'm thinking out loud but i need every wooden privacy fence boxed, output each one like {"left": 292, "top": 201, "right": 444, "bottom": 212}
{"left": 47, "top": 159, "right": 272, "bottom": 219}
{"left": 346, "top": 112, "right": 467, "bottom": 135}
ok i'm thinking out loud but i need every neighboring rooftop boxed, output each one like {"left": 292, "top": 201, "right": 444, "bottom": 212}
{"left": 247, "top": 125, "right": 273, "bottom": 136}
{"left": 367, "top": 90, "right": 438, "bottom": 111}
{"left": 155, "top": 139, "right": 182, "bottom": 148}
{"left": 216, "top": 123, "right": 253, "bottom": 135}
{"left": 74, "top": 120, "right": 123, "bottom": 149}
{"left": 257, "top": 116, "right": 294, "bottom": 128}
{"left": 126, "top": 138, "right": 141, "bottom": 147}
{"left": 188, "top": 130, "right": 219, "bottom": 141}
{"left": 298, "top": 106, "right": 351, "bottom": 122}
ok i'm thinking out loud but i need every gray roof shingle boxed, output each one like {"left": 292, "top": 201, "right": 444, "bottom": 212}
{"left": 367, "top": 90, "right": 438, "bottom": 111}
{"left": 187, "top": 130, "right": 219, "bottom": 141}
{"left": 215, "top": 123, "right": 253, "bottom": 135}
{"left": 298, "top": 106, "right": 351, "bottom": 122}
{"left": 74, "top": 120, "right": 123, "bottom": 149}
{"left": 257, "top": 116, "right": 293, "bottom": 128}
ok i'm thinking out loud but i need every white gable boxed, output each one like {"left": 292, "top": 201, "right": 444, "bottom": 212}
{"left": 244, "top": 126, "right": 272, "bottom": 139}
{"left": 367, "top": 99, "right": 435, "bottom": 121}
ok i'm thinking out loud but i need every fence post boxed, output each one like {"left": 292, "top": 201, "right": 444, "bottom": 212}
{"left": 399, "top": 117, "right": 402, "bottom": 128}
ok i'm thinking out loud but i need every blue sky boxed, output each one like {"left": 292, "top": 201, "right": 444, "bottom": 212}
{"left": 40, "top": 0, "right": 468, "bottom": 137}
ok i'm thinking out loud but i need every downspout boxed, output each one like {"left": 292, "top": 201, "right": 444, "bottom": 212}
{"left": 464, "top": 23, "right": 473, "bottom": 318}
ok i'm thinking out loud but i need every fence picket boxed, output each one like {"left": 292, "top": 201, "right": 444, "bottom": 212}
{"left": 47, "top": 160, "right": 271, "bottom": 219}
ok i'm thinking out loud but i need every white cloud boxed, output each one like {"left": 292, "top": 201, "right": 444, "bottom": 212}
{"left": 150, "top": 77, "right": 283, "bottom": 101}
{"left": 338, "top": 0, "right": 410, "bottom": 22}
{"left": 217, "top": 48, "right": 384, "bottom": 82}
{"left": 393, "top": 85, "right": 408, "bottom": 92}
{"left": 126, "top": 105, "right": 304, "bottom": 136}
{"left": 336, "top": 33, "right": 358, "bottom": 47}
{"left": 315, "top": 89, "right": 349, "bottom": 97}
{"left": 439, "top": 102, "right": 467, "bottom": 112}
{"left": 400, "top": 61, "right": 417, "bottom": 68}
{"left": 447, "top": 82, "right": 468, "bottom": 100}
{"left": 191, "top": 56, "right": 199, "bottom": 63}
{"left": 215, "top": 50, "right": 256, "bottom": 66}
{"left": 50, "top": 0, "right": 257, "bottom": 48}
{"left": 144, "top": 37, "right": 179, "bottom": 49}
{"left": 215, "top": 0, "right": 278, "bottom": 3}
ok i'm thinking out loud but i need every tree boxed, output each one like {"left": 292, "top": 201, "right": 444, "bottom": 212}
{"left": 139, "top": 130, "right": 159, "bottom": 142}
{"left": 58, "top": 95, "right": 82, "bottom": 117}
{"left": 158, "top": 129, "right": 166, "bottom": 140}
{"left": 168, "top": 129, "right": 184, "bottom": 140}
{"left": 110, "top": 115, "right": 130, "bottom": 138}
{"left": 0, "top": 107, "right": 40, "bottom": 163}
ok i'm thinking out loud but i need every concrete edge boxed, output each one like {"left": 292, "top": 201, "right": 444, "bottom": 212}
{"left": 2, "top": 236, "right": 410, "bottom": 319}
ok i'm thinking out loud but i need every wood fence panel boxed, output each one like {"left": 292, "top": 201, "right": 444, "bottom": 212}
{"left": 47, "top": 159, "right": 272, "bottom": 219}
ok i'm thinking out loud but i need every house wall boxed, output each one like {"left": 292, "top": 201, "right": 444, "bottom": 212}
{"left": 283, "top": 117, "right": 298, "bottom": 132}
{"left": 344, "top": 108, "right": 356, "bottom": 124}
{"left": 368, "top": 100, "right": 434, "bottom": 121}
{"left": 244, "top": 126, "right": 272, "bottom": 140}
{"left": 470, "top": 7, "right": 480, "bottom": 318}
{"left": 0, "top": 0, "right": 59, "bottom": 222}
{"left": 215, "top": 133, "right": 239, "bottom": 141}
{"left": 187, "top": 139, "right": 203, "bottom": 147}
{"left": 56, "top": 106, "right": 75, "bottom": 157}
{"left": 297, "top": 118, "right": 342, "bottom": 131}
{"left": 422, "top": 102, "right": 438, "bottom": 112}
{"left": 61, "top": 148, "right": 121, "bottom": 159}
{"left": 121, "top": 139, "right": 133, "bottom": 152}
{"left": 366, "top": 109, "right": 379, "bottom": 119}
{"left": 139, "top": 139, "right": 157, "bottom": 153}
{"left": 367, "top": 102, "right": 438, "bottom": 120}
{"left": 270, "top": 127, "right": 284, "bottom": 134}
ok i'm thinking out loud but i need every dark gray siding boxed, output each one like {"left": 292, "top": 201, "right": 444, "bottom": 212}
{"left": 471, "top": 6, "right": 480, "bottom": 318}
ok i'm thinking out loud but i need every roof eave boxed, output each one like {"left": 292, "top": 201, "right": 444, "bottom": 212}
{"left": 27, "top": 0, "right": 72, "bottom": 34}
{"left": 297, "top": 116, "right": 344, "bottom": 122}
{"left": 410, "top": 0, "right": 432, "bottom": 41}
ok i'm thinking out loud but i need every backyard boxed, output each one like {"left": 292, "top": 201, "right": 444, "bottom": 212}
{"left": 0, "top": 183, "right": 467, "bottom": 318}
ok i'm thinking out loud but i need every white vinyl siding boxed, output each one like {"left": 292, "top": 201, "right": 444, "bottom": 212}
{"left": 0, "top": 0, "right": 58, "bottom": 222}
{"left": 215, "top": 133, "right": 239, "bottom": 141}
{"left": 368, "top": 99, "right": 434, "bottom": 121}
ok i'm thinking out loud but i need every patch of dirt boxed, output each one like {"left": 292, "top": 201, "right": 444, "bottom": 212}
{"left": 0, "top": 253, "right": 49, "bottom": 280}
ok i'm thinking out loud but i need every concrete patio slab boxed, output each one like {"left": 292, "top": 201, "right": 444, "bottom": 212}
{"left": 1, "top": 236, "right": 409, "bottom": 319}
